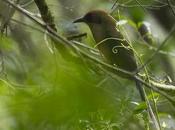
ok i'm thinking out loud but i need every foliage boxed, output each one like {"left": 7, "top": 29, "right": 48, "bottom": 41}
{"left": 0, "top": 0, "right": 175, "bottom": 130}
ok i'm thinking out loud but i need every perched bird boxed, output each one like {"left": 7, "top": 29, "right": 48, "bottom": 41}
{"left": 73, "top": 10, "right": 161, "bottom": 129}
{"left": 73, "top": 10, "right": 145, "bottom": 100}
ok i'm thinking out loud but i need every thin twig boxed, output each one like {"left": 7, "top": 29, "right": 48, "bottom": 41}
{"left": 111, "top": 0, "right": 119, "bottom": 9}
{"left": 11, "top": 19, "right": 100, "bottom": 56}
{"left": 118, "top": 3, "right": 168, "bottom": 9}
{"left": 166, "top": 0, "right": 175, "bottom": 16}
{"left": 134, "top": 0, "right": 147, "bottom": 12}
{"left": 20, "top": 0, "right": 34, "bottom": 8}
{"left": 66, "top": 33, "right": 87, "bottom": 40}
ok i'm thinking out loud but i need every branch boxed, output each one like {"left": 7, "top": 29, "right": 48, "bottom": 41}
{"left": 34, "top": 0, "right": 57, "bottom": 31}
{"left": 2, "top": 0, "right": 175, "bottom": 105}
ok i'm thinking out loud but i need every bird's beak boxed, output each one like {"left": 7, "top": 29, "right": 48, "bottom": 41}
{"left": 73, "top": 17, "right": 85, "bottom": 23}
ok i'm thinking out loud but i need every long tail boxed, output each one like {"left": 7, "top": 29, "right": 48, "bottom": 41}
{"left": 135, "top": 80, "right": 161, "bottom": 130}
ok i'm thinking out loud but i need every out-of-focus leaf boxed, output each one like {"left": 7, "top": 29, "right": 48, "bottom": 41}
{"left": 0, "top": 36, "right": 15, "bottom": 51}
{"left": 134, "top": 102, "right": 147, "bottom": 114}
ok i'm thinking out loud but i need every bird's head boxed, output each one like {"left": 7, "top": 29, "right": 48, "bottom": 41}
{"left": 73, "top": 10, "right": 116, "bottom": 26}
{"left": 73, "top": 10, "right": 116, "bottom": 42}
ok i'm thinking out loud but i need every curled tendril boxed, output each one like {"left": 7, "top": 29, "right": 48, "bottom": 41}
{"left": 112, "top": 46, "right": 119, "bottom": 54}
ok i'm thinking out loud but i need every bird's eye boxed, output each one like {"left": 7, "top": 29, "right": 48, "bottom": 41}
{"left": 85, "top": 13, "right": 102, "bottom": 24}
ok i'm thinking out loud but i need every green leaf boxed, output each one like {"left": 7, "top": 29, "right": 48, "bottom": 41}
{"left": 134, "top": 102, "right": 147, "bottom": 114}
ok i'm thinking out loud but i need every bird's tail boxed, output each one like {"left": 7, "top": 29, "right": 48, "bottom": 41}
{"left": 135, "top": 80, "right": 161, "bottom": 130}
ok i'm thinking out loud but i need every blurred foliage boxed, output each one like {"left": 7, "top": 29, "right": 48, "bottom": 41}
{"left": 0, "top": 0, "right": 175, "bottom": 130}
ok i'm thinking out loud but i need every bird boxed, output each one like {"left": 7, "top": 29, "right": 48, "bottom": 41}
{"left": 73, "top": 10, "right": 161, "bottom": 129}
{"left": 73, "top": 10, "right": 145, "bottom": 100}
